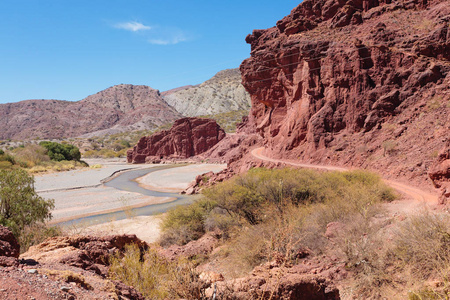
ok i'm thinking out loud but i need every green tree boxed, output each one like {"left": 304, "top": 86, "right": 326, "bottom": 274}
{"left": 0, "top": 169, "right": 54, "bottom": 237}
{"left": 39, "top": 141, "right": 81, "bottom": 161}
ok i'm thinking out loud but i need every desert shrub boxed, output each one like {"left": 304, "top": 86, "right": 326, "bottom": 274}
{"left": 159, "top": 198, "right": 216, "bottom": 246}
{"left": 161, "top": 168, "right": 396, "bottom": 275}
{"left": 341, "top": 212, "right": 450, "bottom": 299}
{"left": 393, "top": 212, "right": 450, "bottom": 279}
{"left": 0, "top": 169, "right": 55, "bottom": 238}
{"left": 203, "top": 168, "right": 395, "bottom": 227}
{"left": 12, "top": 144, "right": 50, "bottom": 167}
{"left": 109, "top": 244, "right": 207, "bottom": 299}
{"left": 19, "top": 224, "right": 62, "bottom": 252}
{"left": 382, "top": 139, "right": 397, "bottom": 156}
{"left": 0, "top": 149, "right": 4, "bottom": 155}
{"left": 0, "top": 153, "right": 16, "bottom": 165}
{"left": 39, "top": 141, "right": 81, "bottom": 161}
{"left": 0, "top": 161, "right": 13, "bottom": 170}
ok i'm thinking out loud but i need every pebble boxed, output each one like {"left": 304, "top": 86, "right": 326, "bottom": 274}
{"left": 60, "top": 286, "right": 71, "bottom": 292}
{"left": 27, "top": 269, "right": 38, "bottom": 274}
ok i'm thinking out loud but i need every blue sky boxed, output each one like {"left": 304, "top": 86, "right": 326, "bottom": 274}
{"left": 0, "top": 1, "right": 298, "bottom": 104}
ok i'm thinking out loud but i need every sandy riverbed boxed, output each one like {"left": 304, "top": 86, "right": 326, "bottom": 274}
{"left": 136, "top": 163, "right": 226, "bottom": 192}
{"left": 36, "top": 159, "right": 226, "bottom": 243}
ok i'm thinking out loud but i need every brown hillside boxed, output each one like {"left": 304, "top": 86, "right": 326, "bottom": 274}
{"left": 0, "top": 84, "right": 182, "bottom": 140}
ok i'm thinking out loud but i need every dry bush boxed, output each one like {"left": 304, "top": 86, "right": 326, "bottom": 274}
{"left": 341, "top": 212, "right": 450, "bottom": 299}
{"left": 19, "top": 224, "right": 62, "bottom": 253}
{"left": 109, "top": 244, "right": 208, "bottom": 299}
{"left": 159, "top": 198, "right": 216, "bottom": 246}
{"left": 13, "top": 144, "right": 49, "bottom": 167}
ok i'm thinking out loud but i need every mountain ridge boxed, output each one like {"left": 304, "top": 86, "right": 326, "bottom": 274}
{"left": 0, "top": 69, "right": 249, "bottom": 140}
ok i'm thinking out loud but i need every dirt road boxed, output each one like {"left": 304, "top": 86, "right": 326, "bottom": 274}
{"left": 251, "top": 147, "right": 438, "bottom": 205}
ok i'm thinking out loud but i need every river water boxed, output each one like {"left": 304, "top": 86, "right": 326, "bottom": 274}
{"left": 58, "top": 165, "right": 198, "bottom": 228}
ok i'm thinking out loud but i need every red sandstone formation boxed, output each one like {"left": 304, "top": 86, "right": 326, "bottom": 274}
{"left": 0, "top": 231, "right": 147, "bottom": 299}
{"left": 206, "top": 0, "right": 450, "bottom": 193}
{"left": 0, "top": 225, "right": 20, "bottom": 267}
{"left": 429, "top": 141, "right": 450, "bottom": 203}
{"left": 127, "top": 117, "right": 226, "bottom": 163}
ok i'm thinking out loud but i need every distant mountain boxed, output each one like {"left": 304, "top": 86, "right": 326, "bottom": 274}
{"left": 0, "top": 84, "right": 182, "bottom": 140}
{"left": 162, "top": 69, "right": 250, "bottom": 117}
{"left": 0, "top": 68, "right": 250, "bottom": 140}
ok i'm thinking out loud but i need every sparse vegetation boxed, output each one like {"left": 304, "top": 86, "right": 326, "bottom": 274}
{"left": 0, "top": 142, "right": 87, "bottom": 173}
{"left": 0, "top": 169, "right": 56, "bottom": 250}
{"left": 199, "top": 109, "right": 249, "bottom": 133}
{"left": 156, "top": 167, "right": 450, "bottom": 298}
{"left": 382, "top": 139, "right": 397, "bottom": 156}
{"left": 159, "top": 168, "right": 395, "bottom": 257}
{"left": 109, "top": 244, "right": 207, "bottom": 299}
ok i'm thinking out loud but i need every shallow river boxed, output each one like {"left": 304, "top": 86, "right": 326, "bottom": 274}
{"left": 58, "top": 165, "right": 198, "bottom": 227}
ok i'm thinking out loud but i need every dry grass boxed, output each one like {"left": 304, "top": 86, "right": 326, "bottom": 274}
{"left": 109, "top": 244, "right": 208, "bottom": 299}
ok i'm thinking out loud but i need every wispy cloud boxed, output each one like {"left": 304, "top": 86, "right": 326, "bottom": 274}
{"left": 114, "top": 21, "right": 152, "bottom": 32}
{"left": 112, "top": 21, "right": 191, "bottom": 45}
{"left": 148, "top": 35, "right": 188, "bottom": 45}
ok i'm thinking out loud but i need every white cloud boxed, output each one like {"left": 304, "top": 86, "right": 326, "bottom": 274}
{"left": 114, "top": 21, "right": 151, "bottom": 32}
{"left": 148, "top": 35, "right": 188, "bottom": 45}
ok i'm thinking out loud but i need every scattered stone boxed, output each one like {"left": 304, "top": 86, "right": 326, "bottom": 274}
{"left": 60, "top": 286, "right": 71, "bottom": 292}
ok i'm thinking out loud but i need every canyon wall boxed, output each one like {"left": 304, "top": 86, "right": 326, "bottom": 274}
{"left": 236, "top": 0, "right": 449, "bottom": 191}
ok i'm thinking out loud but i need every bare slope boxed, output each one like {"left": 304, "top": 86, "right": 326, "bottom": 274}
{"left": 162, "top": 69, "right": 251, "bottom": 117}
{"left": 0, "top": 84, "right": 182, "bottom": 140}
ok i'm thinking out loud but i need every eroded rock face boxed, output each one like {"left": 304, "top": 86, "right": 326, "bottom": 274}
{"left": 236, "top": 0, "right": 450, "bottom": 188}
{"left": 0, "top": 84, "right": 182, "bottom": 140}
{"left": 213, "top": 261, "right": 341, "bottom": 300}
{"left": 19, "top": 234, "right": 147, "bottom": 299}
{"left": 127, "top": 117, "right": 226, "bottom": 163}
{"left": 429, "top": 142, "right": 450, "bottom": 203}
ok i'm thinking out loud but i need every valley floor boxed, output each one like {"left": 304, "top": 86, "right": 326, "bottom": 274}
{"left": 34, "top": 159, "right": 226, "bottom": 243}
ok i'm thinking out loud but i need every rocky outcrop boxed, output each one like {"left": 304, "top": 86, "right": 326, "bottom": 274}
{"left": 0, "top": 231, "right": 147, "bottom": 299}
{"left": 210, "top": 260, "right": 341, "bottom": 300}
{"left": 234, "top": 0, "right": 449, "bottom": 187}
{"left": 429, "top": 142, "right": 450, "bottom": 203}
{"left": 162, "top": 69, "right": 251, "bottom": 117}
{"left": 18, "top": 234, "right": 147, "bottom": 299}
{"left": 0, "top": 225, "right": 20, "bottom": 267}
{"left": 127, "top": 117, "right": 226, "bottom": 163}
{"left": 0, "top": 84, "right": 182, "bottom": 140}
{"left": 24, "top": 234, "right": 147, "bottom": 276}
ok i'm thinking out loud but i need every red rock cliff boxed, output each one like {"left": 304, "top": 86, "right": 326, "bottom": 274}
{"left": 127, "top": 117, "right": 226, "bottom": 163}
{"left": 238, "top": 0, "right": 449, "bottom": 188}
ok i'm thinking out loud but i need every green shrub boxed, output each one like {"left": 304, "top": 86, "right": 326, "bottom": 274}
{"left": 160, "top": 168, "right": 396, "bottom": 259}
{"left": 0, "top": 153, "right": 16, "bottom": 165}
{"left": 0, "top": 169, "right": 55, "bottom": 238}
{"left": 159, "top": 198, "right": 216, "bottom": 246}
{"left": 39, "top": 141, "right": 81, "bottom": 161}
{"left": 203, "top": 168, "right": 395, "bottom": 227}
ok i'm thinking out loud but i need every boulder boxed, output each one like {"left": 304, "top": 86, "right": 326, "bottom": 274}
{"left": 127, "top": 117, "right": 226, "bottom": 163}
{"left": 0, "top": 225, "right": 20, "bottom": 266}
